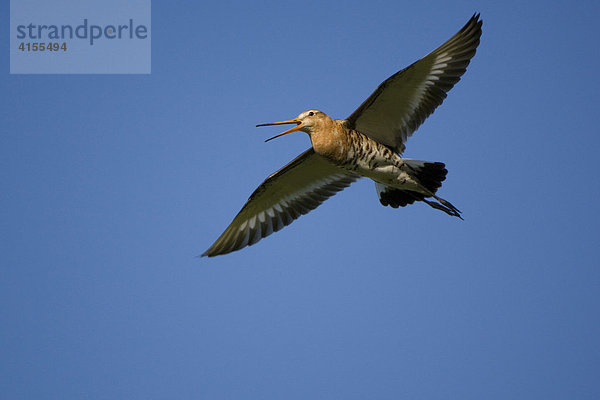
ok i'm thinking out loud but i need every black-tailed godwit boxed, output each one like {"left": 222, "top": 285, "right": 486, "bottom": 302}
{"left": 203, "top": 14, "right": 482, "bottom": 257}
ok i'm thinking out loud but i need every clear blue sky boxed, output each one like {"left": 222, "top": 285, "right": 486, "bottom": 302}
{"left": 2, "top": 1, "right": 599, "bottom": 399}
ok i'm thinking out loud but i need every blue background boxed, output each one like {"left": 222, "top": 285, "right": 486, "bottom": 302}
{"left": 2, "top": 1, "right": 599, "bottom": 399}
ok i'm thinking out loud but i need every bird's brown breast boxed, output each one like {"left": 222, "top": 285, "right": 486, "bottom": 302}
{"left": 310, "top": 120, "right": 352, "bottom": 163}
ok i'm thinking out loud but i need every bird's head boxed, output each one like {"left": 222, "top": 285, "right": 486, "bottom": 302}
{"left": 257, "top": 110, "right": 332, "bottom": 142}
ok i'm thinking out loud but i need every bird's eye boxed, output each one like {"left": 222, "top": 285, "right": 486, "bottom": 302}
{"left": 308, "top": 111, "right": 314, "bottom": 116}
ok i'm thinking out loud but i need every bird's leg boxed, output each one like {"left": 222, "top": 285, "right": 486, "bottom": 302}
{"left": 431, "top": 194, "right": 463, "bottom": 219}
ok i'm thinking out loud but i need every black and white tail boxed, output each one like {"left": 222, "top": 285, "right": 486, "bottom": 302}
{"left": 375, "top": 160, "right": 462, "bottom": 219}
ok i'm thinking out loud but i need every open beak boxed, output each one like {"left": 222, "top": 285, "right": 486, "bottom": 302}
{"left": 256, "top": 119, "right": 303, "bottom": 142}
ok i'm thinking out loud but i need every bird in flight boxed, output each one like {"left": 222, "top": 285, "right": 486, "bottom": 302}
{"left": 203, "top": 14, "right": 482, "bottom": 257}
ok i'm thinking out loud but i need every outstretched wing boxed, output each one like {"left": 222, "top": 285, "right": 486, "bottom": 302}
{"left": 202, "top": 149, "right": 359, "bottom": 257}
{"left": 345, "top": 13, "right": 483, "bottom": 153}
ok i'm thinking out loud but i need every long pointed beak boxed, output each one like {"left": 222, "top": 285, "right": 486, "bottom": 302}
{"left": 256, "top": 119, "right": 303, "bottom": 142}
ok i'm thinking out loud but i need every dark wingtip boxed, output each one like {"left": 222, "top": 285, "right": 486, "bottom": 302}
{"left": 461, "top": 13, "right": 482, "bottom": 33}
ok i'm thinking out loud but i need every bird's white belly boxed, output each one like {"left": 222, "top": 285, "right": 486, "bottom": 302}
{"left": 347, "top": 150, "right": 421, "bottom": 191}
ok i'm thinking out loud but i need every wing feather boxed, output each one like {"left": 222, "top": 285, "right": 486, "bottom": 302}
{"left": 202, "top": 149, "right": 359, "bottom": 257}
{"left": 345, "top": 14, "right": 483, "bottom": 153}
